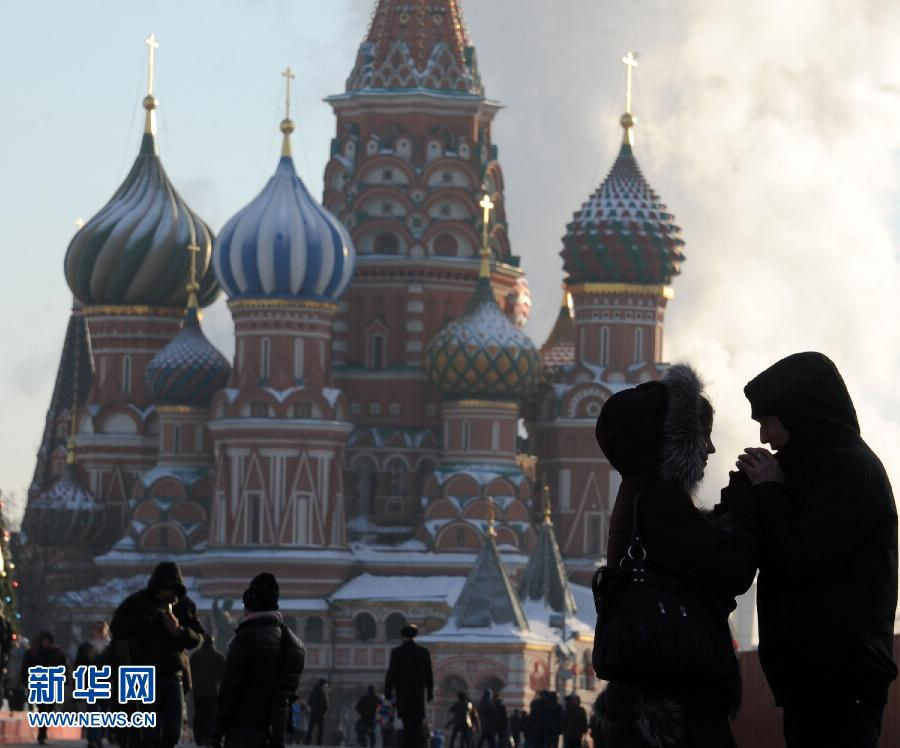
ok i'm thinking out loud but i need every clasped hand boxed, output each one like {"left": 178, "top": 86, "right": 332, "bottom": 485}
{"left": 736, "top": 446, "right": 784, "bottom": 485}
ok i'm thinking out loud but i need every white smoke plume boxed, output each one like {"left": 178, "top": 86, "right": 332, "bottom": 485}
{"left": 465, "top": 0, "right": 900, "bottom": 504}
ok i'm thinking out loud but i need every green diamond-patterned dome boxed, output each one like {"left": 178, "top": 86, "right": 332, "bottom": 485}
{"left": 424, "top": 274, "right": 540, "bottom": 400}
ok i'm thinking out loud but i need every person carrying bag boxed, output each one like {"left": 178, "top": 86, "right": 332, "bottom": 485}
{"left": 592, "top": 364, "right": 759, "bottom": 747}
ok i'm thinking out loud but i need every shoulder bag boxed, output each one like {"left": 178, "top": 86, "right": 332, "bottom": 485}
{"left": 591, "top": 484, "right": 739, "bottom": 685}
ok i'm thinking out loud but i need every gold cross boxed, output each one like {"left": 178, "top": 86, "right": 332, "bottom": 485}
{"left": 186, "top": 221, "right": 200, "bottom": 309}
{"left": 282, "top": 66, "right": 296, "bottom": 120}
{"left": 542, "top": 484, "right": 553, "bottom": 525}
{"left": 621, "top": 51, "right": 638, "bottom": 115}
{"left": 145, "top": 33, "right": 159, "bottom": 97}
{"left": 479, "top": 193, "right": 494, "bottom": 255}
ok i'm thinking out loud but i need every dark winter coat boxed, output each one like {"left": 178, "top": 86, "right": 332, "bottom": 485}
{"left": 491, "top": 697, "right": 508, "bottom": 734}
{"left": 308, "top": 680, "right": 328, "bottom": 715}
{"left": 448, "top": 698, "right": 477, "bottom": 730}
{"left": 384, "top": 639, "right": 434, "bottom": 720}
{"left": 596, "top": 364, "right": 759, "bottom": 743}
{"left": 109, "top": 563, "right": 204, "bottom": 680}
{"left": 190, "top": 639, "right": 226, "bottom": 699}
{"left": 744, "top": 352, "right": 898, "bottom": 707}
{"left": 213, "top": 612, "right": 305, "bottom": 741}
{"left": 22, "top": 644, "right": 69, "bottom": 685}
{"left": 561, "top": 702, "right": 587, "bottom": 740}
{"left": 356, "top": 688, "right": 381, "bottom": 723}
{"left": 476, "top": 692, "right": 495, "bottom": 733}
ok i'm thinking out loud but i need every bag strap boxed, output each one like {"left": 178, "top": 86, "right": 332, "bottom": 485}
{"left": 622, "top": 481, "right": 648, "bottom": 568}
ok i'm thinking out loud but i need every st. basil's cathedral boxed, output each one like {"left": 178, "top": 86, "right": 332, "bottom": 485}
{"left": 21, "top": 0, "right": 690, "bottom": 724}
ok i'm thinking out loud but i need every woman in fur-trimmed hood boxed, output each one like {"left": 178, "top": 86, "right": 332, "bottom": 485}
{"left": 594, "top": 364, "right": 759, "bottom": 748}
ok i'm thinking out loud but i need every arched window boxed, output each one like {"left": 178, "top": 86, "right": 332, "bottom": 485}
{"left": 260, "top": 338, "right": 271, "bottom": 381}
{"left": 600, "top": 326, "right": 610, "bottom": 366}
{"left": 433, "top": 233, "right": 457, "bottom": 257}
{"left": 385, "top": 612, "right": 407, "bottom": 641}
{"left": 304, "top": 616, "right": 324, "bottom": 643}
{"left": 122, "top": 355, "right": 132, "bottom": 394}
{"left": 354, "top": 458, "right": 377, "bottom": 517}
{"left": 440, "top": 675, "right": 468, "bottom": 698}
{"left": 634, "top": 327, "right": 644, "bottom": 365}
{"left": 354, "top": 612, "right": 377, "bottom": 642}
{"left": 374, "top": 232, "right": 400, "bottom": 255}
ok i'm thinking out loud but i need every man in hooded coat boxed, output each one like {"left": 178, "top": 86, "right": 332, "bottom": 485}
{"left": 740, "top": 352, "right": 897, "bottom": 747}
{"left": 110, "top": 561, "right": 205, "bottom": 748}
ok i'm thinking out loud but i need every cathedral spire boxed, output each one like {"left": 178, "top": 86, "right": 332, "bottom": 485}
{"left": 143, "top": 33, "right": 159, "bottom": 142}
{"left": 280, "top": 66, "right": 296, "bottom": 158}
{"left": 620, "top": 51, "right": 638, "bottom": 149}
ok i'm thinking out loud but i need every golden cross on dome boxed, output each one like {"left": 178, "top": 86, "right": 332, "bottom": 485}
{"left": 186, "top": 221, "right": 200, "bottom": 311}
{"left": 282, "top": 66, "right": 295, "bottom": 120}
{"left": 486, "top": 495, "right": 497, "bottom": 537}
{"left": 145, "top": 33, "right": 159, "bottom": 97}
{"left": 620, "top": 51, "right": 639, "bottom": 146}
{"left": 479, "top": 193, "right": 494, "bottom": 276}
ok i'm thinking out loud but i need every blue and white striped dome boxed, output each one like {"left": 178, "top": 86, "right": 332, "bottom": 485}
{"left": 213, "top": 153, "right": 356, "bottom": 301}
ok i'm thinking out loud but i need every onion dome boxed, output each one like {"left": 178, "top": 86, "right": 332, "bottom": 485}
{"left": 540, "top": 289, "right": 575, "bottom": 368}
{"left": 560, "top": 61, "right": 684, "bottom": 286}
{"left": 213, "top": 116, "right": 356, "bottom": 302}
{"left": 64, "top": 94, "right": 219, "bottom": 307}
{"left": 145, "top": 307, "right": 230, "bottom": 406}
{"left": 425, "top": 252, "right": 540, "bottom": 401}
{"left": 23, "top": 450, "right": 105, "bottom": 548}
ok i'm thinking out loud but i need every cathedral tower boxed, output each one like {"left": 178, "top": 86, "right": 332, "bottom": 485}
{"left": 529, "top": 54, "right": 686, "bottom": 571}
{"left": 323, "top": 0, "right": 530, "bottom": 540}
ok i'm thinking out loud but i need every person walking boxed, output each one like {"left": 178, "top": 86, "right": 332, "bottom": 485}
{"left": 490, "top": 692, "right": 507, "bottom": 748}
{"left": 474, "top": 690, "right": 495, "bottom": 748}
{"left": 305, "top": 679, "right": 328, "bottom": 746}
{"left": 508, "top": 710, "right": 522, "bottom": 748}
{"left": 190, "top": 635, "right": 226, "bottom": 746}
{"left": 110, "top": 562, "right": 205, "bottom": 748}
{"left": 210, "top": 573, "right": 305, "bottom": 748}
{"left": 447, "top": 692, "right": 478, "bottom": 748}
{"left": 740, "top": 352, "right": 898, "bottom": 748}
{"left": 355, "top": 686, "right": 380, "bottom": 747}
{"left": 560, "top": 696, "right": 587, "bottom": 748}
{"left": 75, "top": 622, "right": 111, "bottom": 748}
{"left": 22, "top": 632, "right": 69, "bottom": 746}
{"left": 384, "top": 624, "right": 434, "bottom": 748}
{"left": 595, "top": 364, "right": 760, "bottom": 747}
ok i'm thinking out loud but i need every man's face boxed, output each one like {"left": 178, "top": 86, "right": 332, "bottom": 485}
{"left": 154, "top": 586, "right": 178, "bottom": 603}
{"left": 758, "top": 415, "right": 790, "bottom": 450}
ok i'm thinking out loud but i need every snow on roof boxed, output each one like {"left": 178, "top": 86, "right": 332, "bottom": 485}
{"left": 420, "top": 619, "right": 556, "bottom": 646}
{"left": 330, "top": 574, "right": 466, "bottom": 604}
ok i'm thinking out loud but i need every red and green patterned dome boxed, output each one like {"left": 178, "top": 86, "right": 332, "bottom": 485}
{"left": 424, "top": 272, "right": 540, "bottom": 401}
{"left": 560, "top": 140, "right": 685, "bottom": 285}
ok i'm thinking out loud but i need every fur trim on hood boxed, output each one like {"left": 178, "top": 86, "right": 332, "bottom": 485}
{"left": 659, "top": 364, "right": 711, "bottom": 495}
{"left": 596, "top": 688, "right": 685, "bottom": 748}
{"left": 596, "top": 363, "right": 710, "bottom": 495}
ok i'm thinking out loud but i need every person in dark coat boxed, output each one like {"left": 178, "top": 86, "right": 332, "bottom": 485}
{"left": 22, "top": 632, "right": 69, "bottom": 746}
{"left": 75, "top": 621, "right": 111, "bottom": 748}
{"left": 355, "top": 686, "right": 381, "bottom": 747}
{"left": 508, "top": 710, "right": 522, "bottom": 748}
{"left": 527, "top": 694, "right": 544, "bottom": 748}
{"left": 739, "top": 352, "right": 898, "bottom": 748}
{"left": 474, "top": 689, "right": 495, "bottom": 748}
{"left": 190, "top": 634, "right": 226, "bottom": 746}
{"left": 491, "top": 692, "right": 507, "bottom": 748}
{"left": 384, "top": 624, "right": 434, "bottom": 748}
{"left": 447, "top": 692, "right": 478, "bottom": 748}
{"left": 305, "top": 679, "right": 328, "bottom": 746}
{"left": 110, "top": 561, "right": 205, "bottom": 748}
{"left": 210, "top": 573, "right": 305, "bottom": 748}
{"left": 595, "top": 364, "right": 760, "bottom": 747}
{"left": 560, "top": 695, "right": 587, "bottom": 748}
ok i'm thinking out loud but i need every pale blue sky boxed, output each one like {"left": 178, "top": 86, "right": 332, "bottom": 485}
{"left": 3, "top": 1, "right": 900, "bottom": 522}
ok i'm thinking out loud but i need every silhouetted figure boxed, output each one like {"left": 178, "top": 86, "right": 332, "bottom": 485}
{"left": 475, "top": 690, "right": 496, "bottom": 748}
{"left": 22, "top": 632, "right": 69, "bottom": 746}
{"left": 561, "top": 695, "right": 587, "bottom": 748}
{"left": 190, "top": 635, "right": 225, "bottom": 746}
{"left": 305, "top": 679, "right": 328, "bottom": 746}
{"left": 75, "top": 621, "right": 111, "bottom": 748}
{"left": 508, "top": 710, "right": 522, "bottom": 748}
{"left": 210, "top": 573, "right": 305, "bottom": 748}
{"left": 447, "top": 692, "right": 478, "bottom": 748}
{"left": 385, "top": 625, "right": 434, "bottom": 748}
{"left": 742, "top": 352, "right": 898, "bottom": 748}
{"left": 355, "top": 686, "right": 381, "bottom": 747}
{"left": 491, "top": 693, "right": 507, "bottom": 748}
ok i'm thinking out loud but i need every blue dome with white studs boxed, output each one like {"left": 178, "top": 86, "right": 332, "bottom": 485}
{"left": 213, "top": 129, "right": 356, "bottom": 302}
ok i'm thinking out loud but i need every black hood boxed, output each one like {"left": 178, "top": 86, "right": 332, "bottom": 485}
{"left": 744, "top": 352, "right": 859, "bottom": 443}
{"left": 596, "top": 364, "right": 711, "bottom": 493}
{"left": 147, "top": 561, "right": 187, "bottom": 597}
